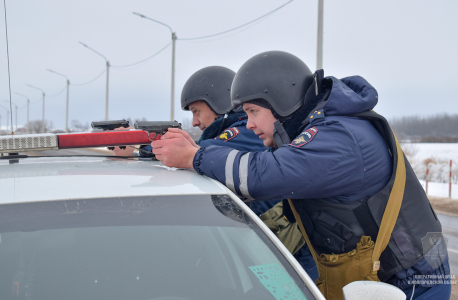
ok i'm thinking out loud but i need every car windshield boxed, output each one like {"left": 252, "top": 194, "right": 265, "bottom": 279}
{"left": 0, "top": 195, "right": 315, "bottom": 300}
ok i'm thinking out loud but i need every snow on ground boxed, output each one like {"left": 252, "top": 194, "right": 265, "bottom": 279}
{"left": 404, "top": 143, "right": 458, "bottom": 164}
{"left": 419, "top": 180, "right": 457, "bottom": 200}
{"left": 402, "top": 143, "right": 458, "bottom": 199}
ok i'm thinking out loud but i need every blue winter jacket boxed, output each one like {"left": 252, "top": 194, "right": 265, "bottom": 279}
{"left": 192, "top": 75, "right": 449, "bottom": 292}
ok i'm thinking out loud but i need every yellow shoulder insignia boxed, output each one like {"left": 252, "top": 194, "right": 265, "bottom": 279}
{"left": 294, "top": 136, "right": 306, "bottom": 144}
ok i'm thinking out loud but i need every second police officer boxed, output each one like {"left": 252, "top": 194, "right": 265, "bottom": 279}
{"left": 152, "top": 51, "right": 451, "bottom": 300}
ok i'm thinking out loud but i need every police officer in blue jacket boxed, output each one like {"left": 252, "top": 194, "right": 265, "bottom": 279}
{"left": 152, "top": 51, "right": 451, "bottom": 299}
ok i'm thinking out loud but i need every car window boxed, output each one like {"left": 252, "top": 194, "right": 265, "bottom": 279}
{"left": 0, "top": 195, "right": 315, "bottom": 300}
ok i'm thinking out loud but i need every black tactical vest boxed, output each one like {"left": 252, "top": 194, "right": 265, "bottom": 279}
{"left": 286, "top": 110, "right": 442, "bottom": 281}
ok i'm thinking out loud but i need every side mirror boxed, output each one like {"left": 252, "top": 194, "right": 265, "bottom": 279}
{"left": 343, "top": 281, "right": 406, "bottom": 300}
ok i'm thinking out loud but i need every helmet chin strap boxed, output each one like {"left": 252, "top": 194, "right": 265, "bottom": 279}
{"left": 217, "top": 114, "right": 228, "bottom": 135}
{"left": 272, "top": 120, "right": 290, "bottom": 149}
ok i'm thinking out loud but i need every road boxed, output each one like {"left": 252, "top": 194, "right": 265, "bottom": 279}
{"left": 439, "top": 214, "right": 458, "bottom": 275}
{"left": 438, "top": 214, "right": 458, "bottom": 299}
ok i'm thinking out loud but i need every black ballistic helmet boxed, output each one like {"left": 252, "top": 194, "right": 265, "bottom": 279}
{"left": 181, "top": 66, "right": 236, "bottom": 115}
{"left": 231, "top": 51, "right": 314, "bottom": 117}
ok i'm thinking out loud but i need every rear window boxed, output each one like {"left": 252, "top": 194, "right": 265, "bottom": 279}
{"left": 0, "top": 195, "right": 315, "bottom": 300}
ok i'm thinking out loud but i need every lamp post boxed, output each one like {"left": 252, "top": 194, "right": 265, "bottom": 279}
{"left": 27, "top": 84, "right": 46, "bottom": 133}
{"left": 47, "top": 69, "right": 70, "bottom": 132}
{"left": 316, "top": 0, "right": 324, "bottom": 70}
{"left": 15, "top": 92, "right": 30, "bottom": 133}
{"left": 133, "top": 12, "right": 176, "bottom": 121}
{"left": 79, "top": 42, "right": 110, "bottom": 121}
{"left": 3, "top": 100, "right": 17, "bottom": 131}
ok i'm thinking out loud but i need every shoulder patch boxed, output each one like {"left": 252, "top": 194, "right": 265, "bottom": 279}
{"left": 290, "top": 127, "right": 318, "bottom": 147}
{"left": 215, "top": 127, "right": 240, "bottom": 141}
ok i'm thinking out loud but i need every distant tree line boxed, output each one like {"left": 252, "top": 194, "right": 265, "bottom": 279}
{"left": 390, "top": 114, "right": 458, "bottom": 142}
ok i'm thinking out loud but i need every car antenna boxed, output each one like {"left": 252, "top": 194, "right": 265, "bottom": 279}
{"left": 3, "top": 0, "right": 14, "bottom": 136}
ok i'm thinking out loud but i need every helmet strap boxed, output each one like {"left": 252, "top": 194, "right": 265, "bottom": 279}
{"left": 272, "top": 120, "right": 291, "bottom": 149}
{"left": 217, "top": 114, "right": 228, "bottom": 135}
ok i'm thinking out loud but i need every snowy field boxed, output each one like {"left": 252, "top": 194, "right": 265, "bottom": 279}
{"left": 402, "top": 143, "right": 458, "bottom": 199}
{"left": 418, "top": 180, "right": 457, "bottom": 199}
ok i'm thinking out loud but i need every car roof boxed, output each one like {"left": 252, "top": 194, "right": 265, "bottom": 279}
{"left": 0, "top": 156, "right": 228, "bottom": 204}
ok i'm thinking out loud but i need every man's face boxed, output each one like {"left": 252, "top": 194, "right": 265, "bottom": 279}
{"left": 189, "top": 100, "right": 218, "bottom": 131}
{"left": 243, "top": 103, "right": 277, "bottom": 148}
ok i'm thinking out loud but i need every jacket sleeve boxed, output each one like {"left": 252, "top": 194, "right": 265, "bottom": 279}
{"left": 194, "top": 121, "right": 365, "bottom": 201}
{"left": 198, "top": 125, "right": 267, "bottom": 152}
{"left": 139, "top": 145, "right": 152, "bottom": 157}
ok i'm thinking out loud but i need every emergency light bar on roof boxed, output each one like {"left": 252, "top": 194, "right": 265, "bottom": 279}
{"left": 0, "top": 120, "right": 181, "bottom": 153}
{"left": 0, "top": 133, "right": 59, "bottom": 152}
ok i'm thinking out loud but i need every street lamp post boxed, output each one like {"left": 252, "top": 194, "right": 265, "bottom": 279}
{"left": 47, "top": 69, "right": 70, "bottom": 132}
{"left": 11, "top": 102, "right": 16, "bottom": 131}
{"left": 3, "top": 100, "right": 17, "bottom": 132}
{"left": 170, "top": 32, "right": 176, "bottom": 121}
{"left": 27, "top": 84, "right": 46, "bottom": 133}
{"left": 15, "top": 92, "right": 30, "bottom": 133}
{"left": 316, "top": 0, "right": 324, "bottom": 70}
{"left": 79, "top": 42, "right": 110, "bottom": 121}
{"left": 106, "top": 60, "right": 109, "bottom": 121}
{"left": 133, "top": 12, "right": 176, "bottom": 121}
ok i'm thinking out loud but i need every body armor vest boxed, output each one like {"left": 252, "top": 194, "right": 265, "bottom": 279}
{"left": 288, "top": 110, "right": 442, "bottom": 281}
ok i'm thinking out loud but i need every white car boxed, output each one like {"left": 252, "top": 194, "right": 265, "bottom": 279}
{"left": 0, "top": 131, "right": 406, "bottom": 300}
{"left": 0, "top": 153, "right": 325, "bottom": 300}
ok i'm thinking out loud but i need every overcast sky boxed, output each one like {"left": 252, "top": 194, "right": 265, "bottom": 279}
{"left": 0, "top": 0, "right": 457, "bottom": 130}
